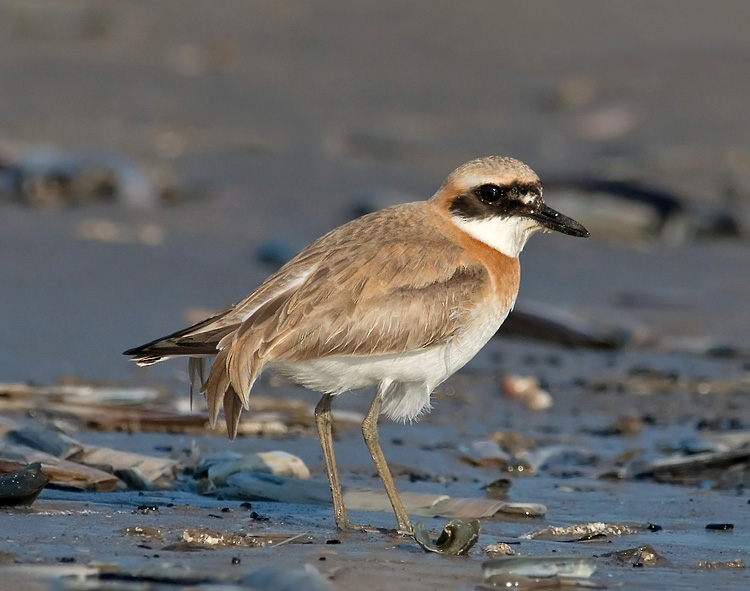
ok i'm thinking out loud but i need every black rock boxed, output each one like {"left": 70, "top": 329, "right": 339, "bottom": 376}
{"left": 0, "top": 463, "right": 50, "bottom": 507}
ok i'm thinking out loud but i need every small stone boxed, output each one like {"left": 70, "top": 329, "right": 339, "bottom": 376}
{"left": 136, "top": 505, "right": 159, "bottom": 515}
{"left": 705, "top": 523, "right": 734, "bottom": 531}
{"left": 0, "top": 462, "right": 49, "bottom": 507}
{"left": 502, "top": 375, "right": 553, "bottom": 411}
{"left": 484, "top": 542, "right": 516, "bottom": 557}
{"left": 484, "top": 478, "right": 513, "bottom": 497}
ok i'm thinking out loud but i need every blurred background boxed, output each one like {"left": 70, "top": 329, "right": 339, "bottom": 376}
{"left": 1, "top": 0, "right": 749, "bottom": 386}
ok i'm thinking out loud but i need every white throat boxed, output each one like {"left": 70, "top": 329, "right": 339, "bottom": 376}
{"left": 452, "top": 215, "right": 539, "bottom": 258}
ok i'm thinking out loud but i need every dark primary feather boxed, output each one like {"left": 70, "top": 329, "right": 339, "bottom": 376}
{"left": 123, "top": 305, "right": 236, "bottom": 363}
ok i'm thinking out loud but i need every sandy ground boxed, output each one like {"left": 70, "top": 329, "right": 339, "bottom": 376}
{"left": 1, "top": 1, "right": 750, "bottom": 589}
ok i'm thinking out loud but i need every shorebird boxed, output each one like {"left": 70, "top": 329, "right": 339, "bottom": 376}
{"left": 125, "top": 156, "right": 589, "bottom": 551}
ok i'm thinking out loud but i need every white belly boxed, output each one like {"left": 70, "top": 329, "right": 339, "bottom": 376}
{"left": 269, "top": 303, "right": 511, "bottom": 421}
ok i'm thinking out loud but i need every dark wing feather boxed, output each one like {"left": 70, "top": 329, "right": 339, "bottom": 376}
{"left": 123, "top": 305, "right": 236, "bottom": 363}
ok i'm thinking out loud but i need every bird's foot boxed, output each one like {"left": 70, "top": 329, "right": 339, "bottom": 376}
{"left": 413, "top": 519, "right": 481, "bottom": 555}
{"left": 376, "top": 523, "right": 414, "bottom": 538}
{"left": 335, "top": 520, "right": 378, "bottom": 534}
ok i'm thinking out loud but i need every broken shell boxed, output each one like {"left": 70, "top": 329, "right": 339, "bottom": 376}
{"left": 483, "top": 555, "right": 596, "bottom": 581}
{"left": 484, "top": 542, "right": 517, "bottom": 557}
{"left": 200, "top": 451, "right": 311, "bottom": 485}
{"left": 693, "top": 559, "right": 745, "bottom": 570}
{"left": 523, "top": 521, "right": 651, "bottom": 541}
{"left": 413, "top": 519, "right": 481, "bottom": 555}
{"left": 603, "top": 544, "right": 671, "bottom": 567}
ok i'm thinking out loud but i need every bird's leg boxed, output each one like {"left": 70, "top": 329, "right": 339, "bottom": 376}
{"left": 362, "top": 388, "right": 482, "bottom": 554}
{"left": 362, "top": 388, "right": 413, "bottom": 535}
{"left": 315, "top": 393, "right": 365, "bottom": 532}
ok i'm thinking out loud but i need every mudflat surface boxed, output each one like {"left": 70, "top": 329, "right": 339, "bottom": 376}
{"left": 1, "top": 1, "right": 750, "bottom": 590}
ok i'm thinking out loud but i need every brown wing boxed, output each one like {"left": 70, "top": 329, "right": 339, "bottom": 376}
{"left": 253, "top": 252, "right": 489, "bottom": 361}
{"left": 219, "top": 203, "right": 491, "bottom": 407}
{"left": 126, "top": 202, "right": 493, "bottom": 437}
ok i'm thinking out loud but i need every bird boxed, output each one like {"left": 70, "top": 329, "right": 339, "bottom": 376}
{"left": 124, "top": 156, "right": 589, "bottom": 540}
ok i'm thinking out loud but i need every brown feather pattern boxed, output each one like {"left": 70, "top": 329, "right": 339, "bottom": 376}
{"left": 127, "top": 199, "right": 518, "bottom": 432}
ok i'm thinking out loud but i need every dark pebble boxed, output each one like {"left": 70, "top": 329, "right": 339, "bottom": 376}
{"left": 647, "top": 523, "right": 663, "bottom": 532}
{"left": 136, "top": 505, "right": 159, "bottom": 514}
{"left": 249, "top": 511, "right": 269, "bottom": 521}
{"left": 221, "top": 507, "right": 231, "bottom": 513}
{"left": 326, "top": 539, "right": 341, "bottom": 545}
{"left": 706, "top": 523, "right": 734, "bottom": 531}
{"left": 232, "top": 557, "right": 241, "bottom": 565}
{"left": 59, "top": 557, "right": 76, "bottom": 563}
{"left": 484, "top": 477, "right": 513, "bottom": 495}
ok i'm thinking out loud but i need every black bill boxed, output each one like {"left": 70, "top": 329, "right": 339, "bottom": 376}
{"left": 527, "top": 203, "right": 590, "bottom": 237}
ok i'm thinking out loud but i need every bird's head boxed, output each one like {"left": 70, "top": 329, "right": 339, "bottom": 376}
{"left": 433, "top": 156, "right": 589, "bottom": 258}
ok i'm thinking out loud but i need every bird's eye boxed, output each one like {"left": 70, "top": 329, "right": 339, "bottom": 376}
{"left": 478, "top": 184, "right": 504, "bottom": 204}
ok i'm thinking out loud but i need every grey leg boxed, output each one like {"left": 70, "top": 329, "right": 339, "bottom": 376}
{"left": 362, "top": 387, "right": 413, "bottom": 534}
{"left": 315, "top": 393, "right": 364, "bottom": 532}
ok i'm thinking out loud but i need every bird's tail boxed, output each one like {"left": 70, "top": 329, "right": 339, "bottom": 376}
{"left": 124, "top": 306, "right": 253, "bottom": 439}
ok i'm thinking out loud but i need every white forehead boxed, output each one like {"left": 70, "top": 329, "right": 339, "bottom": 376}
{"left": 444, "top": 157, "right": 541, "bottom": 193}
